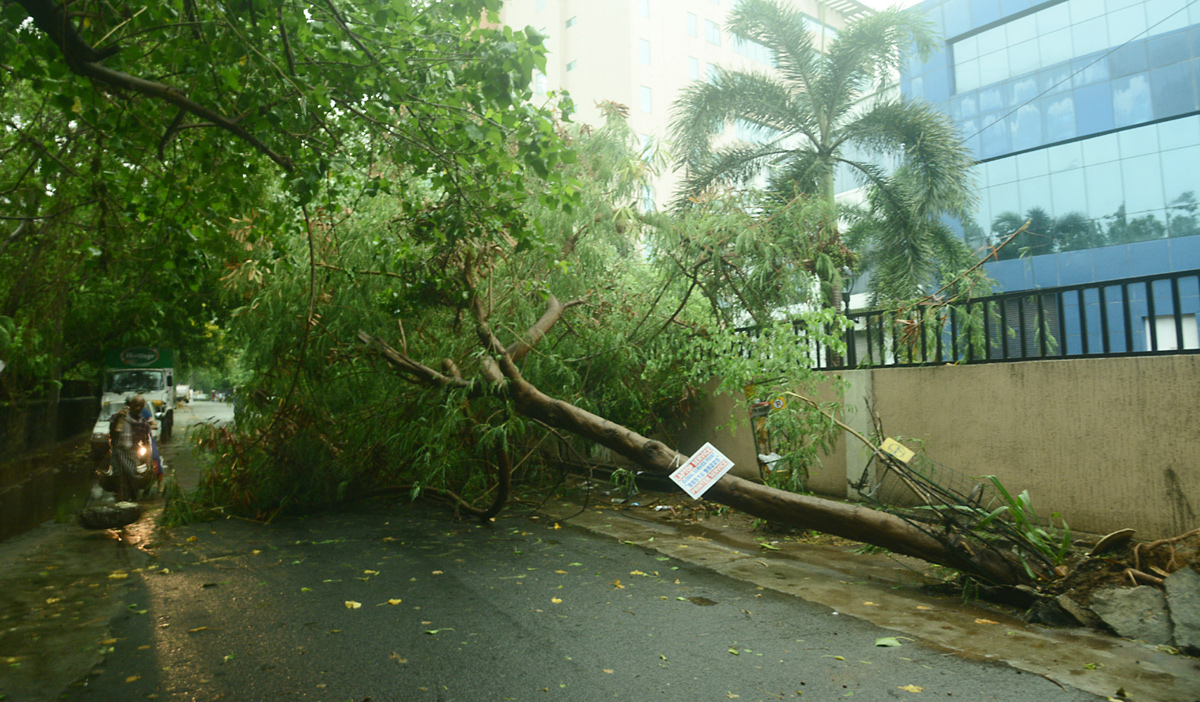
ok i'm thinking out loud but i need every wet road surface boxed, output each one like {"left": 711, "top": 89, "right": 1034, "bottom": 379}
{"left": 57, "top": 502, "right": 1100, "bottom": 702}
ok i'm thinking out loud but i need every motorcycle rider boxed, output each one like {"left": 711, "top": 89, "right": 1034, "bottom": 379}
{"left": 109, "top": 394, "right": 155, "bottom": 501}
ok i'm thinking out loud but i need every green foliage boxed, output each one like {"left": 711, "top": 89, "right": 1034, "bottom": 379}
{"left": 977, "top": 475, "right": 1073, "bottom": 569}
{"left": 670, "top": 0, "right": 978, "bottom": 306}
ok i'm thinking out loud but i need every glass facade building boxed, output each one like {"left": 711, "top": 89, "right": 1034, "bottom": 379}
{"left": 902, "top": 0, "right": 1200, "bottom": 296}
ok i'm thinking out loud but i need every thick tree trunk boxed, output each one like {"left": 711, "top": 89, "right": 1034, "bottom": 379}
{"left": 360, "top": 328, "right": 1026, "bottom": 585}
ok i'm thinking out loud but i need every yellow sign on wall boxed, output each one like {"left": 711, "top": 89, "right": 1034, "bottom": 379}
{"left": 880, "top": 438, "right": 915, "bottom": 464}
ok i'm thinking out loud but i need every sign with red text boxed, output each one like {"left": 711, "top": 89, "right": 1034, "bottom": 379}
{"left": 670, "top": 442, "right": 734, "bottom": 499}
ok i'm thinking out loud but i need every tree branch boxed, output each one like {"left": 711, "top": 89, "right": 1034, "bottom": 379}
{"left": 17, "top": 0, "right": 295, "bottom": 173}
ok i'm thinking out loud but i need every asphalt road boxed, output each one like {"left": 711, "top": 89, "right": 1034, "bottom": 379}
{"left": 58, "top": 500, "right": 1101, "bottom": 702}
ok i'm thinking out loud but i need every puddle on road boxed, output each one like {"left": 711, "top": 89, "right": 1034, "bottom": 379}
{"left": 0, "top": 441, "right": 99, "bottom": 542}
{"left": 545, "top": 502, "right": 1200, "bottom": 702}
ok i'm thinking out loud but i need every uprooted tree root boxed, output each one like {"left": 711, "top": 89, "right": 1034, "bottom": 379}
{"left": 1042, "top": 528, "right": 1200, "bottom": 606}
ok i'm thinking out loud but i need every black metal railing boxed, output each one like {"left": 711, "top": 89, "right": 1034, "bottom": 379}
{"left": 823, "top": 269, "right": 1200, "bottom": 370}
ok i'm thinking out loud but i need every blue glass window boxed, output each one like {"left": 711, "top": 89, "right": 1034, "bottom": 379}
{"left": 1147, "top": 31, "right": 1190, "bottom": 67}
{"left": 1008, "top": 102, "right": 1046, "bottom": 151}
{"left": 1107, "top": 5, "right": 1148, "bottom": 46}
{"left": 1043, "top": 94, "right": 1076, "bottom": 143}
{"left": 1074, "top": 83, "right": 1114, "bottom": 135}
{"left": 1084, "top": 161, "right": 1123, "bottom": 220}
{"left": 924, "top": 67, "right": 950, "bottom": 103}
{"left": 980, "top": 117, "right": 1011, "bottom": 158}
{"left": 688, "top": 56, "right": 699, "bottom": 81}
{"left": 944, "top": 0, "right": 971, "bottom": 38}
{"left": 1108, "top": 44, "right": 1148, "bottom": 78}
{"left": 1050, "top": 169, "right": 1088, "bottom": 214}
{"left": 971, "top": 0, "right": 1000, "bottom": 26}
{"left": 1039, "top": 28, "right": 1073, "bottom": 68}
{"left": 639, "top": 0, "right": 649, "bottom": 18}
{"left": 687, "top": 12, "right": 697, "bottom": 37}
{"left": 1112, "top": 73, "right": 1153, "bottom": 128}
{"left": 1010, "top": 76, "right": 1038, "bottom": 104}
{"left": 1161, "top": 145, "right": 1200, "bottom": 221}
{"left": 1072, "top": 56, "right": 1109, "bottom": 87}
{"left": 640, "top": 85, "right": 652, "bottom": 113}
{"left": 565, "top": 16, "right": 577, "bottom": 28}
{"left": 1047, "top": 141, "right": 1083, "bottom": 173}
{"left": 640, "top": 39, "right": 651, "bottom": 65}
{"left": 1020, "top": 174, "right": 1053, "bottom": 214}
{"left": 952, "top": 94, "right": 978, "bottom": 121}
{"left": 705, "top": 19, "right": 721, "bottom": 46}
{"left": 1158, "top": 115, "right": 1200, "bottom": 151}
{"left": 1040, "top": 64, "right": 1073, "bottom": 95}
{"left": 987, "top": 156, "right": 1018, "bottom": 185}
{"left": 1118, "top": 124, "right": 1159, "bottom": 158}
{"left": 1150, "top": 62, "right": 1196, "bottom": 120}
{"left": 979, "top": 85, "right": 1005, "bottom": 113}
{"left": 1081, "top": 132, "right": 1120, "bottom": 166}
{"left": 1016, "top": 147, "right": 1049, "bottom": 180}
{"left": 1071, "top": 17, "right": 1108, "bottom": 57}
{"left": 1123, "top": 154, "right": 1166, "bottom": 216}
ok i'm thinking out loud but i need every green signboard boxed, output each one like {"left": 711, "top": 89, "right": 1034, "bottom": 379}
{"left": 103, "top": 347, "right": 175, "bottom": 369}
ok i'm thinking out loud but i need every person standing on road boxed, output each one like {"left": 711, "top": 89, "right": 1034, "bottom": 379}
{"left": 109, "top": 394, "right": 154, "bottom": 501}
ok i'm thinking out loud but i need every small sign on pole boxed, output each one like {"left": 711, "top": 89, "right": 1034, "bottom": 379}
{"left": 670, "top": 442, "right": 735, "bottom": 499}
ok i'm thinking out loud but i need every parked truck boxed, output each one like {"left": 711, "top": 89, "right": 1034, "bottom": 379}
{"left": 90, "top": 347, "right": 177, "bottom": 455}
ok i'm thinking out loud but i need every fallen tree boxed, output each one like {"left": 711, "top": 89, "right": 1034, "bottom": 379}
{"left": 357, "top": 271, "right": 1028, "bottom": 586}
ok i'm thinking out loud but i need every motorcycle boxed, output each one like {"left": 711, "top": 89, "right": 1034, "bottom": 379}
{"left": 77, "top": 442, "right": 154, "bottom": 530}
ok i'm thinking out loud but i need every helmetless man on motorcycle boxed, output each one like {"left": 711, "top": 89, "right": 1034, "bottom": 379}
{"left": 109, "top": 394, "right": 155, "bottom": 501}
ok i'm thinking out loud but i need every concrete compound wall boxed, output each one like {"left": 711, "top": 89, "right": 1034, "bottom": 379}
{"left": 677, "top": 355, "right": 1200, "bottom": 541}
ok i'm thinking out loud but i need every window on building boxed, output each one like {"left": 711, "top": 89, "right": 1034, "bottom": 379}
{"left": 638, "top": 0, "right": 649, "bottom": 18}
{"left": 639, "top": 39, "right": 651, "bottom": 66}
{"left": 641, "top": 185, "right": 656, "bottom": 213}
{"left": 705, "top": 19, "right": 721, "bottom": 46}
{"left": 688, "top": 56, "right": 699, "bottom": 80}
{"left": 707, "top": 63, "right": 719, "bottom": 83}
{"left": 950, "top": 0, "right": 1188, "bottom": 98}
{"left": 536, "top": 0, "right": 545, "bottom": 10}
{"left": 687, "top": 12, "right": 697, "bottom": 37}
{"left": 566, "top": 60, "right": 578, "bottom": 72}
{"left": 801, "top": 15, "right": 838, "bottom": 42}
{"left": 533, "top": 71, "right": 547, "bottom": 97}
{"left": 640, "top": 85, "right": 652, "bottom": 113}
{"left": 733, "top": 36, "right": 773, "bottom": 65}
{"left": 565, "top": 16, "right": 577, "bottom": 28}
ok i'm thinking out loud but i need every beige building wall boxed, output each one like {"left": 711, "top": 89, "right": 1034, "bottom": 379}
{"left": 676, "top": 355, "right": 1200, "bottom": 540}
{"left": 500, "top": 0, "right": 869, "bottom": 208}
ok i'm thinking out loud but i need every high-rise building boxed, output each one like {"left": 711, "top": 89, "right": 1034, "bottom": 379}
{"left": 498, "top": 0, "right": 871, "bottom": 209}
{"left": 902, "top": 0, "right": 1200, "bottom": 293}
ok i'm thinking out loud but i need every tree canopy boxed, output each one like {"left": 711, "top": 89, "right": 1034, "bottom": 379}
{"left": 669, "top": 0, "right": 978, "bottom": 304}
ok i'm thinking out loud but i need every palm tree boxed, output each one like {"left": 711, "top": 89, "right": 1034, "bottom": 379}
{"left": 670, "top": 0, "right": 976, "bottom": 307}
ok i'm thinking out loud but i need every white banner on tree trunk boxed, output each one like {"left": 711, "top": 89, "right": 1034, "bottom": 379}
{"left": 670, "top": 442, "right": 734, "bottom": 499}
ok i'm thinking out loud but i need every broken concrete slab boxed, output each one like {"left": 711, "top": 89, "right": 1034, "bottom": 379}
{"left": 1089, "top": 585, "right": 1173, "bottom": 645}
{"left": 1055, "top": 593, "right": 1102, "bottom": 628}
{"left": 1165, "top": 566, "right": 1200, "bottom": 655}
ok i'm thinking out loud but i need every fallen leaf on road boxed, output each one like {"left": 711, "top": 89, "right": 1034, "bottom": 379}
{"left": 898, "top": 684, "right": 923, "bottom": 692}
{"left": 301, "top": 587, "right": 312, "bottom": 592}
{"left": 390, "top": 652, "right": 407, "bottom": 663}
{"left": 186, "top": 536, "right": 198, "bottom": 543}
{"left": 46, "top": 597, "right": 61, "bottom": 604}
{"left": 602, "top": 669, "right": 614, "bottom": 674}
{"left": 630, "top": 570, "right": 647, "bottom": 576}
{"left": 187, "top": 627, "right": 209, "bottom": 633}
{"left": 365, "top": 570, "right": 379, "bottom": 575}
{"left": 125, "top": 675, "right": 140, "bottom": 683}
{"left": 916, "top": 606, "right": 931, "bottom": 610}
{"left": 863, "top": 601, "right": 879, "bottom": 606}
{"left": 874, "top": 637, "right": 902, "bottom": 647}
{"left": 974, "top": 618, "right": 999, "bottom": 625}
{"left": 100, "top": 638, "right": 118, "bottom": 645}
{"left": 729, "top": 648, "right": 739, "bottom": 655}
{"left": 252, "top": 549, "right": 261, "bottom": 555}
{"left": 424, "top": 628, "right": 453, "bottom": 635}
{"left": 555, "top": 570, "right": 568, "bottom": 574}
{"left": 344, "top": 601, "right": 362, "bottom": 610}
{"left": 432, "top": 570, "right": 443, "bottom": 575}
{"left": 108, "top": 573, "right": 128, "bottom": 580}
{"left": 138, "top": 645, "right": 150, "bottom": 650}
{"left": 551, "top": 598, "right": 563, "bottom": 604}
{"left": 387, "top": 599, "right": 402, "bottom": 605}
{"left": 613, "top": 580, "right": 625, "bottom": 589}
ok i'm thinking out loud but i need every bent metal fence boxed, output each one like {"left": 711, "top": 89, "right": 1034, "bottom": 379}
{"left": 823, "top": 268, "right": 1200, "bottom": 370}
